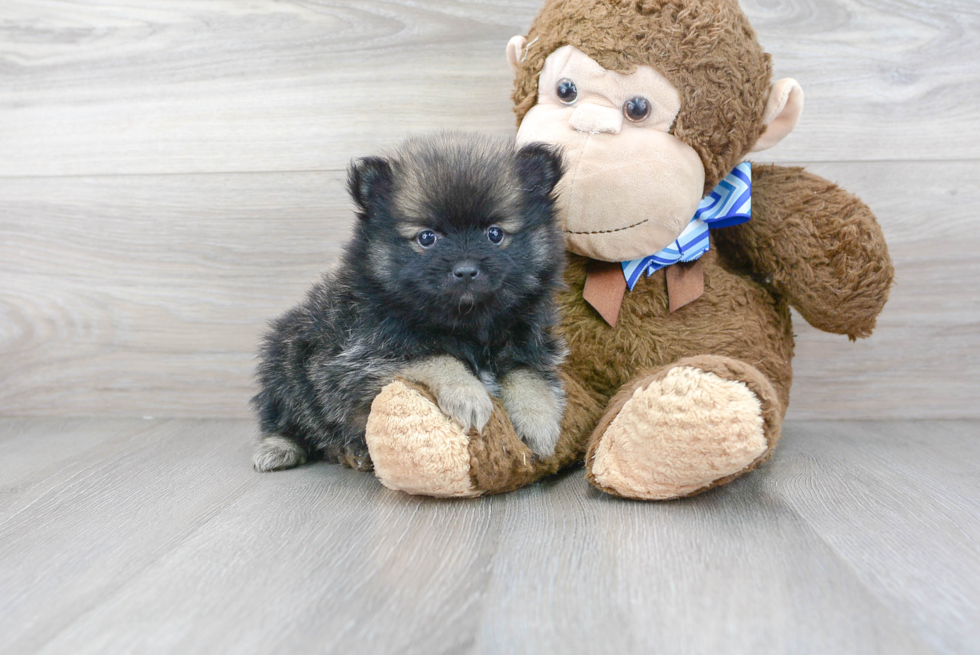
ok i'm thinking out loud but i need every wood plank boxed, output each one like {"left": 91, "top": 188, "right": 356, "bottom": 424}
{"left": 32, "top": 473, "right": 501, "bottom": 655}
{"left": 474, "top": 472, "right": 933, "bottom": 654}
{"left": 772, "top": 421, "right": 980, "bottom": 653}
{"left": 747, "top": 0, "right": 980, "bottom": 163}
{"left": 1, "top": 0, "right": 978, "bottom": 177}
{"left": 0, "top": 417, "right": 162, "bottom": 521}
{"left": 4, "top": 418, "right": 975, "bottom": 653}
{"left": 0, "top": 418, "right": 500, "bottom": 655}
{"left": 0, "top": 419, "right": 260, "bottom": 654}
{"left": 0, "top": 0, "right": 535, "bottom": 177}
{"left": 2, "top": 161, "right": 975, "bottom": 419}
{"left": 0, "top": 171, "right": 353, "bottom": 417}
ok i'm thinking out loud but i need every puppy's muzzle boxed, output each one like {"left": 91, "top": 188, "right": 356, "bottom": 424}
{"left": 452, "top": 261, "right": 480, "bottom": 282}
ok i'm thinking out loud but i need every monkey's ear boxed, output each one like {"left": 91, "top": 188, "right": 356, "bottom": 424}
{"left": 347, "top": 157, "right": 393, "bottom": 214}
{"left": 517, "top": 142, "right": 564, "bottom": 198}
{"left": 506, "top": 35, "right": 528, "bottom": 73}
{"left": 751, "top": 78, "right": 804, "bottom": 152}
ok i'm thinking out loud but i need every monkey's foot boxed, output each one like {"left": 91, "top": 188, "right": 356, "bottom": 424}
{"left": 585, "top": 356, "right": 782, "bottom": 500}
{"left": 365, "top": 381, "right": 482, "bottom": 497}
{"left": 365, "top": 379, "right": 569, "bottom": 497}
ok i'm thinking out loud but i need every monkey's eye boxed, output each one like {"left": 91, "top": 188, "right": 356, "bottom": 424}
{"left": 417, "top": 230, "right": 437, "bottom": 248}
{"left": 486, "top": 226, "right": 504, "bottom": 244}
{"left": 556, "top": 78, "right": 578, "bottom": 104}
{"left": 623, "top": 96, "right": 652, "bottom": 122}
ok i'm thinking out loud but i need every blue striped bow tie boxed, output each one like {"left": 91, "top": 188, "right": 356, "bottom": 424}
{"left": 621, "top": 162, "right": 752, "bottom": 290}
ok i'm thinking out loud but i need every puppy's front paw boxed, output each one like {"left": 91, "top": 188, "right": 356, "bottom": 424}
{"left": 501, "top": 370, "right": 564, "bottom": 459}
{"left": 435, "top": 380, "right": 493, "bottom": 434}
{"left": 508, "top": 405, "right": 562, "bottom": 459}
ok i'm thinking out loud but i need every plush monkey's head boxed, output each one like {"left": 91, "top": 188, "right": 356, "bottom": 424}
{"left": 507, "top": 0, "right": 804, "bottom": 261}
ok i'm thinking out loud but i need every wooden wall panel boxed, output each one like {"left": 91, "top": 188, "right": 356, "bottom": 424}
{"left": 0, "top": 172, "right": 352, "bottom": 417}
{"left": 1, "top": 0, "right": 976, "bottom": 418}
{"left": 790, "top": 162, "right": 980, "bottom": 419}
{"left": 2, "top": 162, "right": 977, "bottom": 419}
{"left": 1, "top": 0, "right": 978, "bottom": 177}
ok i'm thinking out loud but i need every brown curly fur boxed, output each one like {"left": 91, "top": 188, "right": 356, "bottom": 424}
{"left": 712, "top": 165, "right": 895, "bottom": 339}
{"left": 512, "top": 0, "right": 772, "bottom": 194}
{"left": 453, "top": 162, "right": 893, "bottom": 496}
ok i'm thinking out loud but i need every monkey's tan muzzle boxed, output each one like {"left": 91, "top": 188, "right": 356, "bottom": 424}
{"left": 568, "top": 104, "right": 623, "bottom": 135}
{"left": 518, "top": 103, "right": 705, "bottom": 262}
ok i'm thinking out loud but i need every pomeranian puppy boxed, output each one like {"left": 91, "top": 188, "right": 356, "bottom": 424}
{"left": 251, "top": 133, "right": 567, "bottom": 473}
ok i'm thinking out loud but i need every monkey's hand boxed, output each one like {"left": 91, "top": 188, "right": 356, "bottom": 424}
{"left": 712, "top": 164, "right": 894, "bottom": 339}
{"left": 399, "top": 356, "right": 493, "bottom": 434}
{"left": 364, "top": 368, "right": 598, "bottom": 497}
{"left": 500, "top": 368, "right": 565, "bottom": 458}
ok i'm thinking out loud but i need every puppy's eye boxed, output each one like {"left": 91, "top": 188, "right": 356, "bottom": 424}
{"left": 487, "top": 226, "right": 504, "bottom": 244}
{"left": 623, "top": 96, "right": 651, "bottom": 122}
{"left": 417, "top": 230, "right": 437, "bottom": 248}
{"left": 556, "top": 78, "right": 578, "bottom": 104}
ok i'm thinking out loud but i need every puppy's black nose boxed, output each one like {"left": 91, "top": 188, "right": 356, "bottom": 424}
{"left": 452, "top": 261, "right": 480, "bottom": 281}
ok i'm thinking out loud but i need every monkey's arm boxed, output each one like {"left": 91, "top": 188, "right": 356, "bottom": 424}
{"left": 712, "top": 163, "right": 894, "bottom": 339}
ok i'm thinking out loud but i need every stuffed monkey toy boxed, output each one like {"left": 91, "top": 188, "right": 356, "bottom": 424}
{"left": 363, "top": 0, "right": 894, "bottom": 499}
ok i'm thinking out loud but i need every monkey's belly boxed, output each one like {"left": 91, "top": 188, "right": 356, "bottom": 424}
{"left": 557, "top": 251, "right": 794, "bottom": 412}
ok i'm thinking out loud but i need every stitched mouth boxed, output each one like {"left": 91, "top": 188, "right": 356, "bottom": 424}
{"left": 564, "top": 218, "right": 650, "bottom": 235}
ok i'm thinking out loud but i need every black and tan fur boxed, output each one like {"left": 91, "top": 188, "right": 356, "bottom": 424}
{"left": 251, "top": 133, "right": 568, "bottom": 472}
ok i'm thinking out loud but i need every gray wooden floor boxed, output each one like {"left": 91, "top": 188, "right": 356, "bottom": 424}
{"left": 1, "top": 419, "right": 977, "bottom": 654}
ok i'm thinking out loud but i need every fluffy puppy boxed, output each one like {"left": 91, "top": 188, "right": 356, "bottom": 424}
{"left": 252, "top": 133, "right": 567, "bottom": 473}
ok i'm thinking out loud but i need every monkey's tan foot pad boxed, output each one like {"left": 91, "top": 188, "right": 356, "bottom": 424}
{"left": 586, "top": 365, "right": 770, "bottom": 500}
{"left": 365, "top": 380, "right": 481, "bottom": 498}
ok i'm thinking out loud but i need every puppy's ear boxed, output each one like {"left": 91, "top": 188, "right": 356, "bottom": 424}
{"left": 516, "top": 142, "right": 564, "bottom": 199}
{"left": 347, "top": 156, "right": 393, "bottom": 215}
